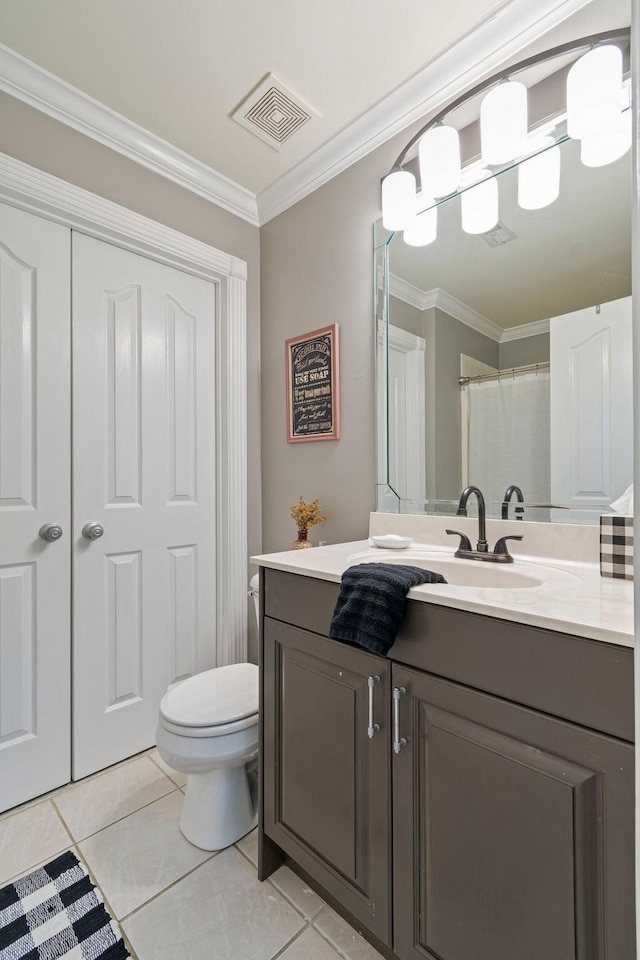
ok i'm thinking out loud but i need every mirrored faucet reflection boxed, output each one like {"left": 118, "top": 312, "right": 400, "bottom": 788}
{"left": 502, "top": 485, "right": 525, "bottom": 521}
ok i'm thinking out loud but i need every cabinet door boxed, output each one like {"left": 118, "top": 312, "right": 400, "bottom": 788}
{"left": 392, "top": 665, "right": 634, "bottom": 960}
{"left": 263, "top": 618, "right": 390, "bottom": 941}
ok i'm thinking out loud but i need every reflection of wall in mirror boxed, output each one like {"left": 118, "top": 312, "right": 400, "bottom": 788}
{"left": 390, "top": 294, "right": 549, "bottom": 501}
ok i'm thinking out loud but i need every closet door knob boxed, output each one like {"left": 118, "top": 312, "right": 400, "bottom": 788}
{"left": 82, "top": 521, "right": 104, "bottom": 541}
{"left": 39, "top": 522, "right": 63, "bottom": 542}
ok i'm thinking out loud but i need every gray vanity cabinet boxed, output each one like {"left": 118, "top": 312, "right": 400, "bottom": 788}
{"left": 259, "top": 569, "right": 635, "bottom": 960}
{"left": 262, "top": 613, "right": 391, "bottom": 941}
{"left": 391, "top": 664, "right": 634, "bottom": 960}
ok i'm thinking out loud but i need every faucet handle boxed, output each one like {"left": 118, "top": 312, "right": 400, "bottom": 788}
{"left": 446, "top": 529, "right": 473, "bottom": 552}
{"left": 494, "top": 534, "right": 523, "bottom": 556}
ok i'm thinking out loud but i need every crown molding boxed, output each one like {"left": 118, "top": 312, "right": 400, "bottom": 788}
{"left": 428, "top": 288, "right": 505, "bottom": 341}
{"left": 0, "top": 151, "right": 243, "bottom": 280}
{"left": 0, "top": 43, "right": 259, "bottom": 227}
{"left": 388, "top": 273, "right": 427, "bottom": 310}
{"left": 389, "top": 274, "right": 551, "bottom": 343}
{"left": 0, "top": 0, "right": 593, "bottom": 228}
{"left": 256, "top": 0, "right": 595, "bottom": 223}
{"left": 500, "top": 317, "right": 551, "bottom": 340}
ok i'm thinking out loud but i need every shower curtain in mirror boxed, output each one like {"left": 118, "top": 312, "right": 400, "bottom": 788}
{"left": 463, "top": 369, "right": 550, "bottom": 512}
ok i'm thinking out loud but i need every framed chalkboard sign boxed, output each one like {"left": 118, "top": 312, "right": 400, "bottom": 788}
{"left": 285, "top": 324, "right": 340, "bottom": 442}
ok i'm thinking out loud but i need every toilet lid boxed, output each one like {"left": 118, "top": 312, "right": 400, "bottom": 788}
{"left": 160, "top": 663, "right": 258, "bottom": 728}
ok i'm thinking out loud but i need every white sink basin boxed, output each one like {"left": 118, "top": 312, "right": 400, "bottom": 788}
{"left": 347, "top": 549, "right": 579, "bottom": 590}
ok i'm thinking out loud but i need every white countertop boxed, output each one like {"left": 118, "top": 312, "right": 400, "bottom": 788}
{"left": 251, "top": 536, "right": 634, "bottom": 648}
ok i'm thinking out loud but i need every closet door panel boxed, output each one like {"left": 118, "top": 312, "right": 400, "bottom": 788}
{"left": 0, "top": 203, "right": 71, "bottom": 812}
{"left": 72, "top": 234, "right": 216, "bottom": 779}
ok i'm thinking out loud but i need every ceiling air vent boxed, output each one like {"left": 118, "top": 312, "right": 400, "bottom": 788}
{"left": 481, "top": 221, "right": 518, "bottom": 247}
{"left": 232, "top": 73, "right": 317, "bottom": 150}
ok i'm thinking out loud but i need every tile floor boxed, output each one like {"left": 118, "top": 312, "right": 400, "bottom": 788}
{"left": 0, "top": 750, "right": 384, "bottom": 960}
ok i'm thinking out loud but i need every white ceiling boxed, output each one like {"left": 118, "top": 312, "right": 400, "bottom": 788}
{"left": 0, "top": 0, "right": 631, "bottom": 222}
{"left": 0, "top": 0, "right": 509, "bottom": 192}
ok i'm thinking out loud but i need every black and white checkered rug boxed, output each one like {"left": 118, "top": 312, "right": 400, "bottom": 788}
{"left": 0, "top": 851, "right": 130, "bottom": 959}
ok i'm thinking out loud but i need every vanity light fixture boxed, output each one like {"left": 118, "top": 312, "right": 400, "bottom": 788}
{"left": 403, "top": 203, "right": 438, "bottom": 246}
{"left": 460, "top": 171, "right": 499, "bottom": 235}
{"left": 566, "top": 44, "right": 623, "bottom": 139}
{"left": 581, "top": 107, "right": 632, "bottom": 167}
{"left": 481, "top": 80, "right": 528, "bottom": 165}
{"left": 381, "top": 169, "right": 416, "bottom": 230}
{"left": 517, "top": 136, "right": 561, "bottom": 210}
{"left": 418, "top": 124, "right": 461, "bottom": 198}
{"left": 381, "top": 28, "right": 630, "bottom": 243}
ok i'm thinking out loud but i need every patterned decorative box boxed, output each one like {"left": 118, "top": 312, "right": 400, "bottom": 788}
{"left": 600, "top": 516, "right": 634, "bottom": 580}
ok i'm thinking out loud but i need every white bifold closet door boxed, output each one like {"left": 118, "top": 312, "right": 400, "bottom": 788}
{"left": 0, "top": 204, "right": 71, "bottom": 810}
{"left": 72, "top": 234, "right": 216, "bottom": 779}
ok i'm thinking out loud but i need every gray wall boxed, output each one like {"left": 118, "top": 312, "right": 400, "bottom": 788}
{"left": 0, "top": 91, "right": 263, "bottom": 662}
{"left": 260, "top": 131, "right": 410, "bottom": 552}
{"left": 390, "top": 296, "right": 423, "bottom": 338}
{"left": 431, "top": 309, "right": 498, "bottom": 498}
{"left": 499, "top": 333, "right": 550, "bottom": 368}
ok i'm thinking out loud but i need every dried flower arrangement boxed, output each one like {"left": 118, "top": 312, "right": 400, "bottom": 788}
{"left": 290, "top": 496, "right": 326, "bottom": 532}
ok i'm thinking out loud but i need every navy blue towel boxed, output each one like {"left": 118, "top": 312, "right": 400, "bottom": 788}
{"left": 329, "top": 562, "right": 447, "bottom": 656}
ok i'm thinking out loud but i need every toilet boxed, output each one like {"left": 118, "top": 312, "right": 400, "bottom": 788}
{"left": 156, "top": 575, "right": 260, "bottom": 851}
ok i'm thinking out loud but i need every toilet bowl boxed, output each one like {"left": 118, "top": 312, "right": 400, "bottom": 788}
{"left": 155, "top": 575, "right": 260, "bottom": 851}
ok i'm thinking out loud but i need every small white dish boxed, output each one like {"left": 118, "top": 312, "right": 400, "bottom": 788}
{"left": 371, "top": 534, "right": 413, "bottom": 550}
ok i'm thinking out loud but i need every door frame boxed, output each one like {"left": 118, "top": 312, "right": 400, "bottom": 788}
{"left": 0, "top": 151, "right": 249, "bottom": 666}
{"left": 387, "top": 324, "right": 426, "bottom": 503}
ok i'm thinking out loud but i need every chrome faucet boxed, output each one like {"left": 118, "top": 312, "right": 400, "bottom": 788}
{"left": 447, "top": 485, "right": 524, "bottom": 562}
{"left": 502, "top": 484, "right": 525, "bottom": 521}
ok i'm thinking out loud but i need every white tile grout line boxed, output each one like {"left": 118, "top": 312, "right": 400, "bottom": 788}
{"left": 72, "top": 844, "right": 141, "bottom": 960}
{"left": 145, "top": 749, "right": 186, "bottom": 788}
{"left": 0, "top": 748, "right": 168, "bottom": 826}
{"left": 117, "top": 852, "right": 220, "bottom": 924}
{"left": 1, "top": 751, "right": 178, "bottom": 885}
{"left": 269, "top": 923, "right": 315, "bottom": 959}
{"left": 234, "top": 841, "right": 258, "bottom": 872}
{"left": 2, "top": 755, "right": 368, "bottom": 960}
{"left": 309, "top": 910, "right": 380, "bottom": 960}
{"left": 51, "top": 784, "right": 181, "bottom": 845}
{"left": 49, "top": 796, "right": 77, "bottom": 846}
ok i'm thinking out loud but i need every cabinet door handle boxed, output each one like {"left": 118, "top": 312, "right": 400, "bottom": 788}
{"left": 367, "top": 675, "right": 381, "bottom": 738}
{"left": 393, "top": 686, "right": 407, "bottom": 753}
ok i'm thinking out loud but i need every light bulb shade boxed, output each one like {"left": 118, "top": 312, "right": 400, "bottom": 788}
{"left": 419, "top": 125, "right": 461, "bottom": 197}
{"left": 580, "top": 110, "right": 631, "bottom": 166}
{"left": 518, "top": 140, "right": 561, "bottom": 210}
{"left": 403, "top": 204, "right": 438, "bottom": 246}
{"left": 461, "top": 175, "right": 499, "bottom": 234}
{"left": 381, "top": 170, "right": 416, "bottom": 231}
{"left": 481, "top": 81, "right": 528, "bottom": 165}
{"left": 567, "top": 45, "right": 623, "bottom": 139}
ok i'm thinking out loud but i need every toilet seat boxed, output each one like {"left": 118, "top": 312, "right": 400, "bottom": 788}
{"left": 158, "top": 711, "right": 258, "bottom": 738}
{"left": 159, "top": 662, "right": 258, "bottom": 735}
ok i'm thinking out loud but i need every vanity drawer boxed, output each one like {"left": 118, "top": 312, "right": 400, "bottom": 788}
{"left": 263, "top": 568, "right": 339, "bottom": 635}
{"left": 392, "top": 602, "right": 634, "bottom": 742}
{"left": 261, "top": 568, "right": 634, "bottom": 741}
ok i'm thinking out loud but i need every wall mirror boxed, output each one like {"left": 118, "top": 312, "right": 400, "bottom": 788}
{"left": 374, "top": 59, "right": 632, "bottom": 524}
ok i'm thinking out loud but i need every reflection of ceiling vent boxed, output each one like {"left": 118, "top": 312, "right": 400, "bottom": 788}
{"left": 482, "top": 221, "right": 518, "bottom": 247}
{"left": 232, "top": 73, "right": 317, "bottom": 150}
